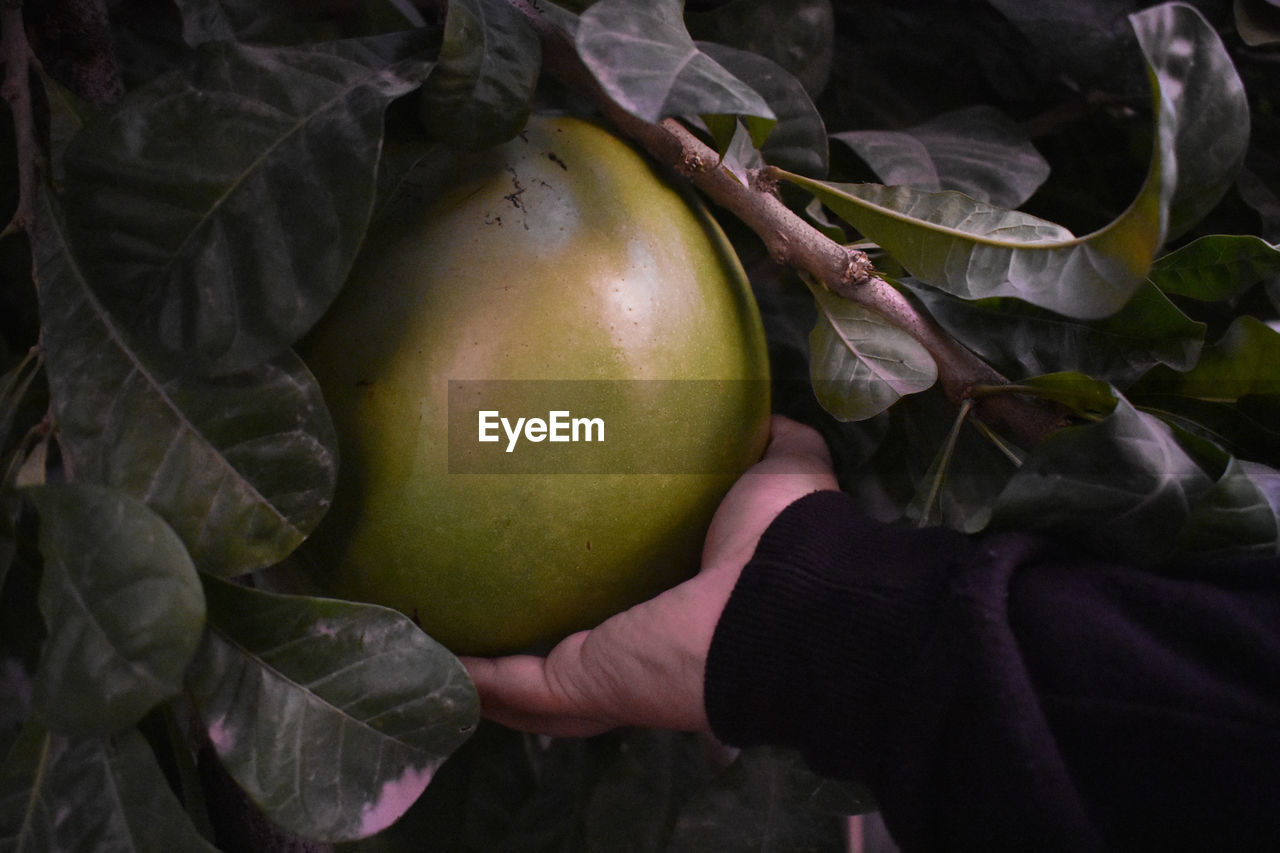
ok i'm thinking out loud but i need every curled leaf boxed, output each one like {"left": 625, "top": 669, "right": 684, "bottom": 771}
{"left": 418, "top": 0, "right": 541, "bottom": 148}
{"left": 779, "top": 3, "right": 1248, "bottom": 319}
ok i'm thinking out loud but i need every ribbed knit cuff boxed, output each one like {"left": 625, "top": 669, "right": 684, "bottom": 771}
{"left": 704, "top": 489, "right": 976, "bottom": 779}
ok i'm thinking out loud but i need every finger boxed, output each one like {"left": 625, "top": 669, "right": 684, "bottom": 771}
{"left": 461, "top": 639, "right": 619, "bottom": 738}
{"left": 765, "top": 414, "right": 834, "bottom": 468}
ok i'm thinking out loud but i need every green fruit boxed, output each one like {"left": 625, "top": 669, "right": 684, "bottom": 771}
{"left": 301, "top": 115, "right": 770, "bottom": 655}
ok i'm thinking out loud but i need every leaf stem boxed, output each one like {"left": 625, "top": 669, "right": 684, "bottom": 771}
{"left": 917, "top": 398, "right": 973, "bottom": 528}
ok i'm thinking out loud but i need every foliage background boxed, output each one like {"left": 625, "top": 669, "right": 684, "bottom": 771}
{"left": 1, "top": 0, "right": 1278, "bottom": 850}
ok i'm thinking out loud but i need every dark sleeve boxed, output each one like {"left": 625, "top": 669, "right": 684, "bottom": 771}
{"left": 704, "top": 489, "right": 1280, "bottom": 853}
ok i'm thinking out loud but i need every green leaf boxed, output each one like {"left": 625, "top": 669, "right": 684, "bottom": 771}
{"left": 1236, "top": 0, "right": 1280, "bottom": 47}
{"left": 1013, "top": 372, "right": 1118, "bottom": 420}
{"left": 778, "top": 2, "right": 1248, "bottom": 319}
{"left": 417, "top": 0, "right": 541, "bottom": 149}
{"left": 1150, "top": 234, "right": 1280, "bottom": 302}
{"left": 575, "top": 0, "right": 775, "bottom": 133}
{"left": 175, "top": 0, "right": 427, "bottom": 46}
{"left": 185, "top": 576, "right": 479, "bottom": 843}
{"left": 1136, "top": 395, "right": 1280, "bottom": 472}
{"left": 1179, "top": 458, "right": 1280, "bottom": 556}
{"left": 806, "top": 280, "right": 937, "bottom": 422}
{"left": 991, "top": 396, "right": 1216, "bottom": 565}
{"left": 667, "top": 747, "right": 855, "bottom": 851}
{"left": 32, "top": 189, "right": 339, "bottom": 577}
{"left": 23, "top": 483, "right": 204, "bottom": 736}
{"left": 698, "top": 42, "right": 827, "bottom": 177}
{"left": 0, "top": 723, "right": 219, "bottom": 852}
{"left": 685, "top": 0, "right": 834, "bottom": 98}
{"left": 908, "top": 279, "right": 1205, "bottom": 386}
{"left": 61, "top": 32, "right": 436, "bottom": 375}
{"left": 1136, "top": 315, "right": 1280, "bottom": 402}
{"left": 833, "top": 105, "right": 1050, "bottom": 208}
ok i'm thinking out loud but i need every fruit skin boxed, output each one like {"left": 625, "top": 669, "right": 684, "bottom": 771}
{"left": 301, "top": 115, "right": 771, "bottom": 655}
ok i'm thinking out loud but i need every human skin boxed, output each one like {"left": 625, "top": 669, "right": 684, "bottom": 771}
{"left": 461, "top": 415, "right": 839, "bottom": 737}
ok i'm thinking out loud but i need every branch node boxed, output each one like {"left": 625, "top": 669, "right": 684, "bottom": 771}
{"left": 841, "top": 249, "right": 875, "bottom": 287}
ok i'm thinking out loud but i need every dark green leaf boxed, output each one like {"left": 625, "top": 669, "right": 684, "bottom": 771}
{"left": 984, "top": 0, "right": 1147, "bottom": 92}
{"left": 1179, "top": 459, "right": 1280, "bottom": 556}
{"left": 24, "top": 483, "right": 204, "bottom": 736}
{"left": 907, "top": 279, "right": 1205, "bottom": 386}
{"left": 833, "top": 105, "right": 1049, "bottom": 208}
{"left": 1236, "top": 0, "right": 1280, "bottom": 47}
{"left": 0, "top": 723, "right": 219, "bottom": 852}
{"left": 1150, "top": 234, "right": 1280, "bottom": 302}
{"left": 685, "top": 0, "right": 834, "bottom": 98}
{"left": 1014, "top": 372, "right": 1118, "bottom": 419}
{"left": 186, "top": 576, "right": 479, "bottom": 843}
{"left": 32, "top": 189, "right": 339, "bottom": 577}
{"left": 575, "top": 0, "right": 775, "bottom": 133}
{"left": 417, "top": 0, "right": 541, "bottom": 149}
{"left": 1136, "top": 394, "right": 1280, "bottom": 472}
{"left": 873, "top": 389, "right": 1021, "bottom": 533}
{"left": 1135, "top": 315, "right": 1280, "bottom": 401}
{"left": 779, "top": 3, "right": 1248, "bottom": 319}
{"left": 698, "top": 42, "right": 827, "bottom": 177}
{"left": 581, "top": 730, "right": 720, "bottom": 852}
{"left": 61, "top": 32, "right": 436, "bottom": 375}
{"left": 806, "top": 279, "right": 937, "bottom": 422}
{"left": 176, "top": 0, "right": 426, "bottom": 46}
{"left": 667, "top": 747, "right": 850, "bottom": 852}
{"left": 991, "top": 397, "right": 1216, "bottom": 564}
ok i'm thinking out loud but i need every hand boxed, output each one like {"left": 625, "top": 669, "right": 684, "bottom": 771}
{"left": 460, "top": 415, "right": 839, "bottom": 737}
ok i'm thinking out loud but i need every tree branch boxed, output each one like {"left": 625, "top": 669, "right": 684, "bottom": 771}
{"left": 1, "top": 0, "right": 37, "bottom": 238}
{"left": 514, "top": 0, "right": 1070, "bottom": 446}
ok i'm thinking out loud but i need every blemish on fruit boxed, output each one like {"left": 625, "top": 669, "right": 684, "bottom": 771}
{"left": 547, "top": 151, "right": 568, "bottom": 170}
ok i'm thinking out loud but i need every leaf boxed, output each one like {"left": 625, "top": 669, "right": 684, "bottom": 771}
{"left": 778, "top": 2, "right": 1248, "bottom": 320}
{"left": 806, "top": 280, "right": 937, "bottom": 422}
{"left": 1149, "top": 234, "right": 1280, "bottom": 302}
{"left": 1136, "top": 395, "right": 1280, "bottom": 472}
{"left": 833, "top": 105, "right": 1050, "bottom": 208}
{"left": 61, "top": 32, "right": 436, "bottom": 375}
{"left": 991, "top": 396, "right": 1216, "bottom": 565}
{"left": 175, "top": 0, "right": 427, "bottom": 47}
{"left": 1179, "top": 458, "right": 1280, "bottom": 555}
{"left": 907, "top": 278, "right": 1205, "bottom": 386}
{"left": 1135, "top": 315, "right": 1280, "bottom": 402}
{"left": 1236, "top": 0, "right": 1280, "bottom": 47}
{"left": 872, "top": 388, "right": 1020, "bottom": 533}
{"left": 575, "top": 0, "right": 775, "bottom": 134}
{"left": 698, "top": 42, "right": 827, "bottom": 177}
{"left": 0, "top": 723, "right": 219, "bottom": 852}
{"left": 1015, "top": 372, "right": 1118, "bottom": 419}
{"left": 667, "top": 747, "right": 853, "bottom": 852}
{"left": 417, "top": 0, "right": 541, "bottom": 149}
{"left": 32, "top": 188, "right": 339, "bottom": 577}
{"left": 185, "top": 576, "right": 479, "bottom": 843}
{"left": 23, "top": 484, "right": 204, "bottom": 736}
{"left": 685, "top": 0, "right": 834, "bottom": 97}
